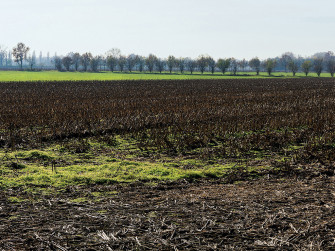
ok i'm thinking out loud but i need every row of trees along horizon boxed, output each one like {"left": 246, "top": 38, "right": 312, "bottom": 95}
{"left": 0, "top": 43, "right": 335, "bottom": 77}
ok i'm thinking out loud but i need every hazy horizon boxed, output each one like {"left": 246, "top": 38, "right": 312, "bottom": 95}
{"left": 1, "top": 0, "right": 334, "bottom": 60}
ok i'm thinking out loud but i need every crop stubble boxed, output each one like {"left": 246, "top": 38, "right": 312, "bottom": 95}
{"left": 1, "top": 79, "right": 335, "bottom": 158}
{"left": 1, "top": 79, "right": 335, "bottom": 250}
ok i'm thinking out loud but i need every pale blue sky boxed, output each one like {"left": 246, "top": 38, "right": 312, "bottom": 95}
{"left": 1, "top": 0, "right": 334, "bottom": 59}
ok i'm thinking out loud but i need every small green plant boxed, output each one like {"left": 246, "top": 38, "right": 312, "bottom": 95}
{"left": 70, "top": 197, "right": 88, "bottom": 203}
{"left": 8, "top": 196, "right": 25, "bottom": 203}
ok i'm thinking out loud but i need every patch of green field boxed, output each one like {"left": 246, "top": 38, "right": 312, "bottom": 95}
{"left": 0, "top": 129, "right": 314, "bottom": 191}
{"left": 0, "top": 155, "right": 234, "bottom": 189}
{"left": 0, "top": 70, "right": 331, "bottom": 82}
{"left": 0, "top": 138, "right": 241, "bottom": 189}
{"left": 8, "top": 196, "right": 27, "bottom": 203}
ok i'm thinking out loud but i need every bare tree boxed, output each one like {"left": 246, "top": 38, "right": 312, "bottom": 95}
{"left": 327, "top": 62, "right": 335, "bottom": 77}
{"left": 239, "top": 58, "right": 248, "bottom": 72}
{"left": 107, "top": 55, "right": 118, "bottom": 72}
{"left": 12, "top": 42, "right": 30, "bottom": 69}
{"left": 106, "top": 48, "right": 121, "bottom": 72}
{"left": 99, "top": 56, "right": 106, "bottom": 71}
{"left": 107, "top": 48, "right": 121, "bottom": 58}
{"left": 167, "top": 55, "right": 176, "bottom": 73}
{"left": 71, "top": 53, "right": 81, "bottom": 71}
{"left": 27, "top": 53, "right": 36, "bottom": 70}
{"left": 207, "top": 56, "right": 216, "bottom": 74}
{"left": 249, "top": 57, "right": 261, "bottom": 75}
{"left": 62, "top": 56, "right": 73, "bottom": 71}
{"left": 216, "top": 58, "right": 231, "bottom": 75}
{"left": 313, "top": 58, "right": 323, "bottom": 77}
{"left": 230, "top": 58, "right": 238, "bottom": 75}
{"left": 156, "top": 58, "right": 166, "bottom": 73}
{"left": 90, "top": 56, "right": 100, "bottom": 72}
{"left": 81, "top": 52, "right": 92, "bottom": 71}
{"left": 288, "top": 60, "right": 299, "bottom": 76}
{"left": 325, "top": 51, "right": 335, "bottom": 77}
{"left": 118, "top": 55, "right": 127, "bottom": 72}
{"left": 197, "top": 55, "right": 208, "bottom": 74}
{"left": 126, "top": 54, "right": 137, "bottom": 72}
{"left": 264, "top": 59, "right": 276, "bottom": 76}
{"left": 54, "top": 57, "right": 63, "bottom": 71}
{"left": 280, "top": 52, "right": 294, "bottom": 72}
{"left": 176, "top": 57, "right": 186, "bottom": 74}
{"left": 136, "top": 56, "right": 145, "bottom": 72}
{"left": 186, "top": 58, "right": 196, "bottom": 74}
{"left": 326, "top": 59, "right": 335, "bottom": 77}
{"left": 301, "top": 60, "right": 312, "bottom": 76}
{"left": 146, "top": 54, "right": 157, "bottom": 73}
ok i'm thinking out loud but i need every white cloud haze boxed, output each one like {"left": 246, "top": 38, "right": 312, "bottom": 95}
{"left": 1, "top": 0, "right": 334, "bottom": 59}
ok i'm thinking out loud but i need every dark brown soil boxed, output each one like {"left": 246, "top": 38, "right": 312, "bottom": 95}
{"left": 1, "top": 173, "right": 335, "bottom": 250}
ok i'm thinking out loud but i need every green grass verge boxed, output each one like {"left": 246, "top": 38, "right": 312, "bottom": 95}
{"left": 0, "top": 71, "right": 332, "bottom": 82}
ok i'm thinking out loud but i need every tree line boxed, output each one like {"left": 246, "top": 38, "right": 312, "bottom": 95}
{"left": 2, "top": 42, "right": 335, "bottom": 77}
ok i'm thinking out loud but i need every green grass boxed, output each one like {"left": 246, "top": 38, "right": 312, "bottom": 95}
{"left": 0, "top": 128, "right": 314, "bottom": 191}
{"left": 0, "top": 153, "right": 234, "bottom": 188}
{"left": 0, "top": 138, "right": 240, "bottom": 189}
{"left": 8, "top": 196, "right": 27, "bottom": 203}
{"left": 0, "top": 70, "right": 332, "bottom": 82}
